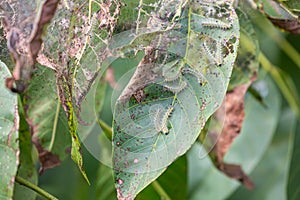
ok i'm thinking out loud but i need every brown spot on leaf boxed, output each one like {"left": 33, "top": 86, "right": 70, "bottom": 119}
{"left": 132, "top": 88, "right": 148, "bottom": 104}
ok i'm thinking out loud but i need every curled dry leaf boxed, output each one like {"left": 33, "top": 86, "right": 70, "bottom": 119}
{"left": 267, "top": 17, "right": 300, "bottom": 34}
{"left": 31, "top": 137, "right": 61, "bottom": 174}
{"left": 212, "top": 75, "right": 257, "bottom": 189}
{"left": 260, "top": 0, "right": 300, "bottom": 34}
{"left": 3, "top": 0, "right": 59, "bottom": 93}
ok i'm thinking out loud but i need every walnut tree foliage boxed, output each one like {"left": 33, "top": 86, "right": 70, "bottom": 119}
{"left": 0, "top": 0, "right": 300, "bottom": 200}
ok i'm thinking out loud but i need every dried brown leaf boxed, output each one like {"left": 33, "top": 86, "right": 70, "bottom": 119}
{"left": 268, "top": 17, "right": 300, "bottom": 34}
{"left": 3, "top": 0, "right": 59, "bottom": 93}
{"left": 32, "top": 137, "right": 61, "bottom": 174}
{"left": 30, "top": 0, "right": 60, "bottom": 62}
{"left": 212, "top": 75, "right": 257, "bottom": 189}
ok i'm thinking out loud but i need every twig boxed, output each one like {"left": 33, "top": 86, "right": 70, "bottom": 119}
{"left": 15, "top": 176, "right": 58, "bottom": 200}
{"left": 151, "top": 180, "right": 171, "bottom": 200}
{"left": 259, "top": 52, "right": 300, "bottom": 117}
{"left": 255, "top": 17, "right": 300, "bottom": 70}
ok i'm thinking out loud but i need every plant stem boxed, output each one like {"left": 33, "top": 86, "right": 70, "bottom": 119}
{"left": 49, "top": 99, "right": 60, "bottom": 151}
{"left": 256, "top": 17, "right": 300, "bottom": 69}
{"left": 151, "top": 181, "right": 171, "bottom": 200}
{"left": 15, "top": 176, "right": 58, "bottom": 200}
{"left": 259, "top": 52, "right": 300, "bottom": 117}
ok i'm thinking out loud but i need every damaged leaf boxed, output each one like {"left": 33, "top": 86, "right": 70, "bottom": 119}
{"left": 56, "top": 73, "right": 90, "bottom": 184}
{"left": 24, "top": 66, "right": 70, "bottom": 173}
{"left": 188, "top": 75, "right": 281, "bottom": 200}
{"left": 33, "top": 0, "right": 121, "bottom": 181}
{"left": 2, "top": 0, "right": 59, "bottom": 92}
{"left": 259, "top": 0, "right": 300, "bottom": 34}
{"left": 112, "top": 1, "right": 240, "bottom": 199}
{"left": 213, "top": 81, "right": 256, "bottom": 190}
{"left": 229, "top": 8, "right": 259, "bottom": 90}
{"left": 13, "top": 105, "right": 37, "bottom": 200}
{"left": 29, "top": 0, "right": 60, "bottom": 62}
{"left": 198, "top": 8, "right": 260, "bottom": 189}
{"left": 0, "top": 60, "right": 19, "bottom": 200}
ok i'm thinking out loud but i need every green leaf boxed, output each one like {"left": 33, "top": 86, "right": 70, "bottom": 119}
{"left": 137, "top": 155, "right": 187, "bottom": 200}
{"left": 95, "top": 155, "right": 187, "bottom": 200}
{"left": 188, "top": 74, "right": 281, "bottom": 200}
{"left": 0, "top": 60, "right": 18, "bottom": 200}
{"left": 283, "top": 0, "right": 300, "bottom": 14}
{"left": 13, "top": 104, "right": 38, "bottom": 200}
{"left": 96, "top": 164, "right": 118, "bottom": 200}
{"left": 288, "top": 121, "right": 300, "bottom": 200}
{"left": 112, "top": 2, "right": 240, "bottom": 199}
{"left": 228, "top": 108, "right": 296, "bottom": 200}
{"left": 24, "top": 66, "right": 70, "bottom": 172}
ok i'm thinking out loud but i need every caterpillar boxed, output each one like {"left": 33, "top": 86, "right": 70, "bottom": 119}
{"left": 202, "top": 40, "right": 223, "bottom": 67}
{"left": 183, "top": 68, "right": 206, "bottom": 86}
{"left": 215, "top": 41, "right": 223, "bottom": 67}
{"left": 162, "top": 60, "right": 183, "bottom": 82}
{"left": 153, "top": 106, "right": 174, "bottom": 135}
{"left": 201, "top": 18, "right": 232, "bottom": 29}
{"left": 202, "top": 41, "right": 216, "bottom": 65}
{"left": 164, "top": 81, "right": 187, "bottom": 93}
{"left": 195, "top": 0, "right": 233, "bottom": 8}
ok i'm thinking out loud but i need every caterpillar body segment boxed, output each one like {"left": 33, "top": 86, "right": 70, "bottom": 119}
{"left": 182, "top": 67, "right": 207, "bottom": 86}
{"left": 201, "top": 18, "right": 232, "bottom": 29}
{"left": 164, "top": 81, "right": 187, "bottom": 93}
{"left": 162, "top": 60, "right": 184, "bottom": 82}
{"left": 153, "top": 106, "right": 174, "bottom": 135}
{"left": 202, "top": 40, "right": 224, "bottom": 67}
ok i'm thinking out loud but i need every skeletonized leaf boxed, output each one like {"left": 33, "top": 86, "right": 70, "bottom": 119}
{"left": 37, "top": 1, "right": 122, "bottom": 181}
{"left": 112, "top": 1, "right": 240, "bottom": 199}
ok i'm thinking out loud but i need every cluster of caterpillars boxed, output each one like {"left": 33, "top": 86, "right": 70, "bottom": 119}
{"left": 159, "top": 0, "right": 234, "bottom": 94}
{"left": 151, "top": 0, "right": 235, "bottom": 135}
